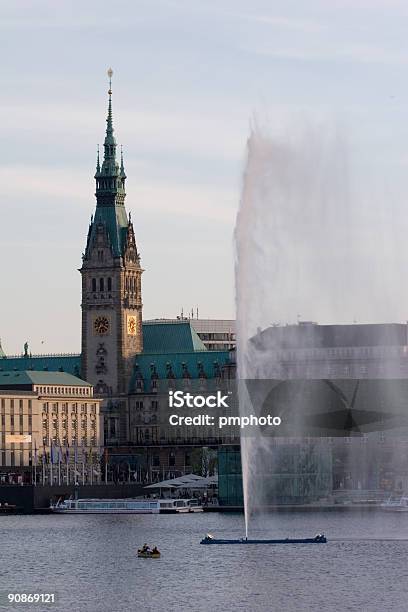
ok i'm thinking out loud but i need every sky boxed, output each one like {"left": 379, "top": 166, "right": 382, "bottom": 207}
{"left": 3, "top": 0, "right": 408, "bottom": 354}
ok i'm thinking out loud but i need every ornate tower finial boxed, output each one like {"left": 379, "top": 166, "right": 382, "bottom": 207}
{"left": 103, "top": 67, "right": 115, "bottom": 162}
{"left": 120, "top": 144, "right": 126, "bottom": 179}
{"left": 96, "top": 145, "right": 100, "bottom": 173}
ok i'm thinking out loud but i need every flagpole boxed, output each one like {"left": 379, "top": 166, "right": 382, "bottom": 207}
{"left": 34, "top": 440, "right": 37, "bottom": 486}
{"left": 66, "top": 443, "right": 70, "bottom": 485}
{"left": 50, "top": 441, "right": 53, "bottom": 485}
{"left": 74, "top": 440, "right": 77, "bottom": 485}
{"left": 58, "top": 454, "right": 61, "bottom": 486}
{"left": 82, "top": 448, "right": 86, "bottom": 485}
{"left": 90, "top": 448, "right": 93, "bottom": 486}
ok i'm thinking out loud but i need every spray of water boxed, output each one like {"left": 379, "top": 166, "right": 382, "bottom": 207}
{"left": 234, "top": 117, "right": 408, "bottom": 538}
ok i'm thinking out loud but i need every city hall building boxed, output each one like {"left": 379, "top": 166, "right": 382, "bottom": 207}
{"left": 0, "top": 78, "right": 234, "bottom": 478}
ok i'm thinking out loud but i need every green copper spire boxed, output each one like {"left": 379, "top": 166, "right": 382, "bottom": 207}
{"left": 88, "top": 68, "right": 129, "bottom": 259}
{"left": 95, "top": 68, "right": 126, "bottom": 200}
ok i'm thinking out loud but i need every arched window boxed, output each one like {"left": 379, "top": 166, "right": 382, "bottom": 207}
{"left": 125, "top": 277, "right": 129, "bottom": 292}
{"left": 92, "top": 278, "right": 96, "bottom": 292}
{"left": 107, "top": 277, "right": 112, "bottom": 292}
{"left": 99, "top": 278, "right": 104, "bottom": 292}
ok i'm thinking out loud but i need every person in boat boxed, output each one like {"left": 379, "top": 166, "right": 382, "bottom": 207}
{"left": 141, "top": 543, "right": 150, "bottom": 553}
{"left": 203, "top": 534, "right": 214, "bottom": 542}
{"left": 151, "top": 546, "right": 160, "bottom": 555}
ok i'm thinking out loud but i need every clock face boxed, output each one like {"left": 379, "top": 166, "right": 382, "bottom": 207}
{"left": 127, "top": 315, "right": 137, "bottom": 336}
{"left": 94, "top": 316, "right": 110, "bottom": 335}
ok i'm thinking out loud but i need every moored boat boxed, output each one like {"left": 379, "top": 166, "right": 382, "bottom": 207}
{"left": 159, "top": 498, "right": 203, "bottom": 514}
{"left": 380, "top": 496, "right": 408, "bottom": 511}
{"left": 50, "top": 497, "right": 203, "bottom": 514}
{"left": 50, "top": 498, "right": 161, "bottom": 514}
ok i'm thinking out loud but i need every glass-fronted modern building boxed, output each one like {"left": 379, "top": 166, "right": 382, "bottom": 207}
{"left": 218, "top": 441, "right": 333, "bottom": 506}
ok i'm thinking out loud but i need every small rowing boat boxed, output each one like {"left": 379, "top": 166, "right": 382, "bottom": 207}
{"left": 137, "top": 545, "right": 161, "bottom": 558}
{"left": 137, "top": 551, "right": 161, "bottom": 558}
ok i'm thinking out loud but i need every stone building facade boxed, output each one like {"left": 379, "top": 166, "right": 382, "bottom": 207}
{"left": 0, "top": 371, "right": 102, "bottom": 480}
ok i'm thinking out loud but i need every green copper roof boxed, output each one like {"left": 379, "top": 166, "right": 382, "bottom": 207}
{"left": 0, "top": 354, "right": 81, "bottom": 376}
{"left": 130, "top": 349, "right": 229, "bottom": 388}
{"left": 0, "top": 323, "right": 206, "bottom": 373}
{"left": 0, "top": 323, "right": 227, "bottom": 388}
{"left": 0, "top": 370, "right": 90, "bottom": 388}
{"left": 142, "top": 321, "right": 207, "bottom": 353}
{"left": 92, "top": 204, "right": 129, "bottom": 258}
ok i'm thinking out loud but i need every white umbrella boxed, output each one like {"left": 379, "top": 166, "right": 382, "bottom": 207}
{"left": 144, "top": 481, "right": 177, "bottom": 489}
{"left": 144, "top": 474, "right": 207, "bottom": 489}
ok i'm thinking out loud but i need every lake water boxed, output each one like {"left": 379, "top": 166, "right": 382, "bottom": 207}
{"left": 1, "top": 510, "right": 408, "bottom": 612}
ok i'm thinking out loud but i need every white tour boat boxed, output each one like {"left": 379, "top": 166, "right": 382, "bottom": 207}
{"left": 50, "top": 497, "right": 203, "bottom": 514}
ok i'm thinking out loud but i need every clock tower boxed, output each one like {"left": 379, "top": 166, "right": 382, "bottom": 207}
{"left": 80, "top": 70, "right": 143, "bottom": 397}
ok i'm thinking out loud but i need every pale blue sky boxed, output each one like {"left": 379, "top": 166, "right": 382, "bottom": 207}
{"left": 2, "top": 0, "right": 408, "bottom": 354}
